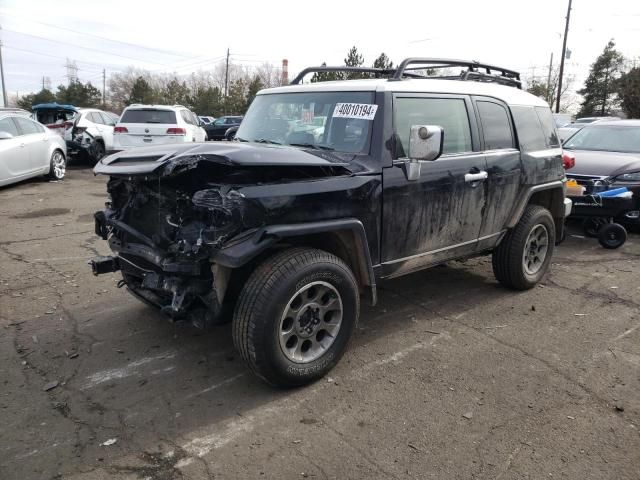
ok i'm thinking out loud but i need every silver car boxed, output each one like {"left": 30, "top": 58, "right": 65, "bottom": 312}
{"left": 0, "top": 113, "right": 67, "bottom": 187}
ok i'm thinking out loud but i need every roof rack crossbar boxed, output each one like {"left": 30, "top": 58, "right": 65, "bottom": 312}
{"left": 391, "top": 57, "right": 521, "bottom": 87}
{"left": 290, "top": 66, "right": 396, "bottom": 85}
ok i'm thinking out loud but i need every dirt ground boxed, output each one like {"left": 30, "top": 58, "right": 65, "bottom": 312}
{"left": 1, "top": 165, "right": 639, "bottom": 480}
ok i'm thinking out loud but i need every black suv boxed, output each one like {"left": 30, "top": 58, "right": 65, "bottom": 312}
{"left": 91, "top": 58, "right": 571, "bottom": 387}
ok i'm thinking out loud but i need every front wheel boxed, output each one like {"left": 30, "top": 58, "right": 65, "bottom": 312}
{"left": 47, "top": 150, "right": 66, "bottom": 180}
{"left": 492, "top": 205, "right": 555, "bottom": 290}
{"left": 232, "top": 248, "right": 359, "bottom": 387}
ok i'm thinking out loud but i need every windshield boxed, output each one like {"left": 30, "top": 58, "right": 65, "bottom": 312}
{"left": 236, "top": 91, "right": 377, "bottom": 154}
{"left": 564, "top": 125, "right": 640, "bottom": 153}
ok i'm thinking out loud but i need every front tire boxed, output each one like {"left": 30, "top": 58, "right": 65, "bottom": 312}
{"left": 233, "top": 248, "right": 359, "bottom": 387}
{"left": 492, "top": 205, "right": 555, "bottom": 290}
{"left": 47, "top": 150, "right": 66, "bottom": 180}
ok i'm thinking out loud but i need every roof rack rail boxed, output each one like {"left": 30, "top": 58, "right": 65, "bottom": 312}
{"left": 290, "top": 58, "right": 521, "bottom": 88}
{"left": 391, "top": 58, "right": 521, "bottom": 88}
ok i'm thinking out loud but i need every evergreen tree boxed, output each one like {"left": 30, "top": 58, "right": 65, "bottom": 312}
{"left": 616, "top": 66, "right": 640, "bottom": 119}
{"left": 128, "top": 76, "right": 156, "bottom": 105}
{"left": 372, "top": 53, "right": 393, "bottom": 71}
{"left": 577, "top": 40, "right": 625, "bottom": 117}
{"left": 344, "top": 46, "right": 366, "bottom": 79}
{"left": 56, "top": 80, "right": 102, "bottom": 108}
{"left": 245, "top": 75, "right": 264, "bottom": 111}
{"left": 16, "top": 88, "right": 56, "bottom": 110}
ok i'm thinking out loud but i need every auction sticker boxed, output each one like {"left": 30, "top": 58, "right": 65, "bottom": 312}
{"left": 333, "top": 103, "right": 378, "bottom": 120}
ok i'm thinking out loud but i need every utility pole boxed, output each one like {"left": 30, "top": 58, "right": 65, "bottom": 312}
{"left": 546, "top": 52, "right": 554, "bottom": 106}
{"left": 224, "top": 48, "right": 230, "bottom": 115}
{"left": 102, "top": 68, "right": 106, "bottom": 108}
{"left": 556, "top": 0, "right": 572, "bottom": 113}
{"left": 0, "top": 25, "right": 8, "bottom": 107}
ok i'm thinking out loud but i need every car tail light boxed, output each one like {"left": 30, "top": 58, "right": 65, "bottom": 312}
{"left": 562, "top": 151, "right": 575, "bottom": 170}
{"left": 114, "top": 126, "right": 128, "bottom": 134}
{"left": 166, "top": 127, "right": 186, "bottom": 135}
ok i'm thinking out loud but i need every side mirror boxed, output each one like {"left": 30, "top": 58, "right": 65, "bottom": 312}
{"left": 0, "top": 131, "right": 14, "bottom": 140}
{"left": 402, "top": 125, "right": 444, "bottom": 181}
{"left": 408, "top": 125, "right": 443, "bottom": 161}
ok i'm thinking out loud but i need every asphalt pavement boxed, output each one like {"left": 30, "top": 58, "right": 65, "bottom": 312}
{"left": 1, "top": 165, "right": 639, "bottom": 479}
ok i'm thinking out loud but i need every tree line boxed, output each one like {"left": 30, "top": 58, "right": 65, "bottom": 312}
{"left": 527, "top": 40, "right": 640, "bottom": 118}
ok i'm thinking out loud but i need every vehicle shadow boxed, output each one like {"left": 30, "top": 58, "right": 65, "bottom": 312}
{"left": 53, "top": 258, "right": 516, "bottom": 463}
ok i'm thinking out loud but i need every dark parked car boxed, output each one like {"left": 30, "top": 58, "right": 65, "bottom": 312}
{"left": 90, "top": 58, "right": 570, "bottom": 387}
{"left": 564, "top": 119, "right": 640, "bottom": 224}
{"left": 203, "top": 116, "right": 243, "bottom": 140}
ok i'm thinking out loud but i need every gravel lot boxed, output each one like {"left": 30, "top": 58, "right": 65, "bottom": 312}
{"left": 1, "top": 165, "right": 639, "bottom": 480}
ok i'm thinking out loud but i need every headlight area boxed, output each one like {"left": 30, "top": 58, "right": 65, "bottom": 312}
{"left": 612, "top": 171, "right": 640, "bottom": 183}
{"left": 92, "top": 181, "right": 262, "bottom": 329}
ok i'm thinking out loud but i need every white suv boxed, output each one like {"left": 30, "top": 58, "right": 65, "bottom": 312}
{"left": 65, "top": 108, "right": 118, "bottom": 161}
{"left": 111, "top": 105, "right": 206, "bottom": 153}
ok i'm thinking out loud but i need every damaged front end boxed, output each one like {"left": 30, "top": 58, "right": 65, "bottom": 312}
{"left": 90, "top": 144, "right": 355, "bottom": 328}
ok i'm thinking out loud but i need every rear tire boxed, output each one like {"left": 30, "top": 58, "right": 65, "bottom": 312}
{"left": 598, "top": 223, "right": 626, "bottom": 249}
{"left": 233, "top": 248, "right": 359, "bottom": 387}
{"left": 47, "top": 150, "right": 66, "bottom": 181}
{"left": 492, "top": 205, "right": 555, "bottom": 290}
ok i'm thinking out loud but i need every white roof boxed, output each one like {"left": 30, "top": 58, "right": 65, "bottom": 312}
{"left": 260, "top": 78, "right": 548, "bottom": 107}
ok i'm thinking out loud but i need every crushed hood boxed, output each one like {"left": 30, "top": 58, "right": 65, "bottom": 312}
{"left": 94, "top": 142, "right": 358, "bottom": 176}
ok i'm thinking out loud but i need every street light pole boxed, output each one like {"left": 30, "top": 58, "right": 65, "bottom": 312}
{"left": 556, "top": 0, "right": 573, "bottom": 113}
{"left": 0, "top": 25, "right": 8, "bottom": 107}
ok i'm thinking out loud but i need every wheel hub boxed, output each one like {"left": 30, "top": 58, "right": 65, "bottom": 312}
{"left": 296, "top": 304, "right": 322, "bottom": 338}
{"left": 523, "top": 224, "right": 549, "bottom": 276}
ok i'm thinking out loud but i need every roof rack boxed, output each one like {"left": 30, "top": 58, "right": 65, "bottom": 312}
{"left": 290, "top": 57, "right": 521, "bottom": 89}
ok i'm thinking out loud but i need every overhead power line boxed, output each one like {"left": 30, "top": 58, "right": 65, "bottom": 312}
{"left": 1, "top": 16, "right": 195, "bottom": 59}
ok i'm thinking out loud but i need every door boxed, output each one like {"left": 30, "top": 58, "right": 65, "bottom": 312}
{"left": 381, "top": 95, "right": 487, "bottom": 276}
{"left": 13, "top": 117, "right": 49, "bottom": 171}
{"left": 472, "top": 97, "right": 522, "bottom": 240}
{"left": 0, "top": 116, "right": 31, "bottom": 183}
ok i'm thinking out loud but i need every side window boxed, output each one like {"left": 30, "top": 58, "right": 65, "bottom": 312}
{"left": 511, "top": 106, "right": 547, "bottom": 151}
{"left": 89, "top": 112, "right": 103, "bottom": 124}
{"left": 0, "top": 117, "right": 20, "bottom": 136}
{"left": 14, "top": 117, "right": 43, "bottom": 135}
{"left": 477, "top": 101, "right": 514, "bottom": 150}
{"left": 191, "top": 112, "right": 199, "bottom": 125}
{"left": 534, "top": 107, "right": 561, "bottom": 147}
{"left": 99, "top": 112, "right": 114, "bottom": 125}
{"left": 394, "top": 97, "right": 472, "bottom": 156}
{"left": 181, "top": 110, "right": 195, "bottom": 125}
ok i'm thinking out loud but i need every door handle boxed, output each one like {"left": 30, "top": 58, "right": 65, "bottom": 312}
{"left": 465, "top": 171, "right": 488, "bottom": 183}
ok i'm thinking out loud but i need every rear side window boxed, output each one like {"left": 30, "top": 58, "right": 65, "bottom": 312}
{"left": 534, "top": 107, "right": 560, "bottom": 147}
{"left": 88, "top": 112, "right": 104, "bottom": 124}
{"left": 477, "top": 101, "right": 514, "bottom": 150}
{"left": 0, "top": 117, "right": 20, "bottom": 136}
{"left": 511, "top": 106, "right": 547, "bottom": 151}
{"left": 394, "top": 97, "right": 472, "bottom": 156}
{"left": 120, "top": 109, "right": 176, "bottom": 124}
{"left": 15, "top": 117, "right": 44, "bottom": 135}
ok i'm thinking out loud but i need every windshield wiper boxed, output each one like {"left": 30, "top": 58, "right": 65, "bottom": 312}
{"left": 289, "top": 143, "right": 335, "bottom": 151}
{"left": 234, "top": 136, "right": 249, "bottom": 142}
{"left": 253, "top": 138, "right": 281, "bottom": 145}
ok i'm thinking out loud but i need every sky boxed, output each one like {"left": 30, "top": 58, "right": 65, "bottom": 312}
{"left": 0, "top": 0, "right": 639, "bottom": 108}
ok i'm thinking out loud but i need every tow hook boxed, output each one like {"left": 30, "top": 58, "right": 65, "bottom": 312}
{"left": 89, "top": 256, "right": 120, "bottom": 275}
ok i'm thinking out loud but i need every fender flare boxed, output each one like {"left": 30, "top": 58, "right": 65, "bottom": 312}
{"left": 212, "top": 218, "right": 377, "bottom": 305}
{"left": 505, "top": 180, "right": 565, "bottom": 228}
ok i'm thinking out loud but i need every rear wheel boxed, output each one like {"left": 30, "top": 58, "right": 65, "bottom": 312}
{"left": 492, "top": 205, "right": 555, "bottom": 290}
{"left": 47, "top": 150, "right": 66, "bottom": 180}
{"left": 93, "top": 141, "right": 105, "bottom": 162}
{"left": 233, "top": 248, "right": 359, "bottom": 387}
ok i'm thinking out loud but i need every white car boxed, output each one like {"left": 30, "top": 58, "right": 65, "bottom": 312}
{"left": 111, "top": 105, "right": 206, "bottom": 153}
{"left": 0, "top": 113, "right": 67, "bottom": 187}
{"left": 64, "top": 108, "right": 118, "bottom": 161}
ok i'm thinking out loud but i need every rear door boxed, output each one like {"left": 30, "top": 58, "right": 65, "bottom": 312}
{"left": 381, "top": 94, "right": 487, "bottom": 275}
{"left": 115, "top": 108, "right": 181, "bottom": 147}
{"left": 13, "top": 117, "right": 49, "bottom": 171}
{"left": 472, "top": 97, "right": 522, "bottom": 240}
{"left": 0, "top": 116, "right": 30, "bottom": 182}
{"left": 97, "top": 112, "right": 115, "bottom": 150}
